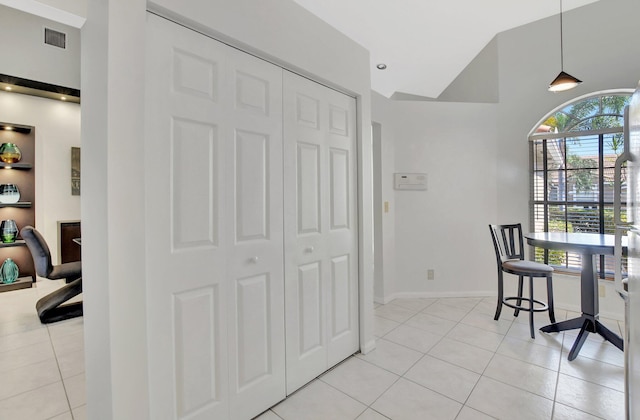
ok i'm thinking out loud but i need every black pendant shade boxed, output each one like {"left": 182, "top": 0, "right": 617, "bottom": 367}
{"left": 548, "top": 71, "right": 582, "bottom": 92}
{"left": 548, "top": 0, "right": 582, "bottom": 92}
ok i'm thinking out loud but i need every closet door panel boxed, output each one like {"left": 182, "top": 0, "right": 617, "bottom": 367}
{"left": 146, "top": 14, "right": 285, "bottom": 420}
{"left": 297, "top": 142, "right": 321, "bottom": 234}
{"left": 324, "top": 89, "right": 359, "bottom": 366}
{"left": 235, "top": 274, "right": 271, "bottom": 385}
{"left": 173, "top": 287, "right": 220, "bottom": 417}
{"left": 329, "top": 148, "right": 349, "bottom": 230}
{"left": 298, "top": 261, "right": 324, "bottom": 355}
{"left": 147, "top": 13, "right": 359, "bottom": 417}
{"left": 234, "top": 130, "right": 269, "bottom": 241}
{"left": 331, "top": 254, "right": 351, "bottom": 338}
{"left": 283, "top": 71, "right": 359, "bottom": 393}
{"left": 172, "top": 119, "right": 217, "bottom": 248}
{"left": 226, "top": 47, "right": 286, "bottom": 420}
{"left": 283, "top": 74, "right": 327, "bottom": 393}
{"left": 146, "top": 14, "right": 229, "bottom": 420}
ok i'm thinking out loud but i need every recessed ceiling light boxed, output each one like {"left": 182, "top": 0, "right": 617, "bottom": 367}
{"left": 376, "top": 63, "right": 387, "bottom": 70}
{"left": 4, "top": 86, "right": 11, "bottom": 91}
{"left": 4, "top": 126, "right": 13, "bottom": 131}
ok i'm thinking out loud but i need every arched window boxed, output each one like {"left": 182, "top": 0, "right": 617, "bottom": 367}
{"left": 529, "top": 91, "right": 632, "bottom": 278}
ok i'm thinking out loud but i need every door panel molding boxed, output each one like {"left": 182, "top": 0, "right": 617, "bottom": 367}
{"left": 146, "top": 15, "right": 285, "bottom": 420}
{"left": 284, "top": 70, "right": 359, "bottom": 394}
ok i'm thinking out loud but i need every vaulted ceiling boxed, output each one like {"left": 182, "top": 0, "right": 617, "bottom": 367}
{"left": 293, "top": 0, "right": 599, "bottom": 99}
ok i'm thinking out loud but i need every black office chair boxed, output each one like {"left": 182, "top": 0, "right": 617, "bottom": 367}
{"left": 489, "top": 223, "right": 555, "bottom": 338}
{"left": 21, "top": 225, "right": 82, "bottom": 323}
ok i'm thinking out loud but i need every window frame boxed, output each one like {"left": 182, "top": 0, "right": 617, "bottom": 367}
{"left": 528, "top": 90, "right": 633, "bottom": 279}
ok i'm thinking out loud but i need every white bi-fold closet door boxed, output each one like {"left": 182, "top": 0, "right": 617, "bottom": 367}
{"left": 145, "top": 13, "right": 285, "bottom": 420}
{"left": 144, "top": 14, "right": 358, "bottom": 420}
{"left": 283, "top": 71, "right": 359, "bottom": 393}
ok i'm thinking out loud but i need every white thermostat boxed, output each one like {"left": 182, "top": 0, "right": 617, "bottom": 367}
{"left": 394, "top": 173, "right": 427, "bottom": 190}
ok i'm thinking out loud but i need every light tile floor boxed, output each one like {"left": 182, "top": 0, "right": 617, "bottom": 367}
{"left": 0, "top": 280, "right": 85, "bottom": 420}
{"left": 0, "top": 283, "right": 626, "bottom": 420}
{"left": 262, "top": 297, "right": 626, "bottom": 420}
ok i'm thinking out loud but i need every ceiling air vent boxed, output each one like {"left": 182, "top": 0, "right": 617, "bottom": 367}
{"left": 44, "top": 28, "right": 66, "bottom": 49}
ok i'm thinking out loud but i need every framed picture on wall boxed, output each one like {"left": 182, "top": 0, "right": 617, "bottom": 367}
{"left": 71, "top": 146, "right": 80, "bottom": 195}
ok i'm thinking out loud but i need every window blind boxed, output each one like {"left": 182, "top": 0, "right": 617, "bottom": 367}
{"left": 530, "top": 133, "right": 627, "bottom": 278}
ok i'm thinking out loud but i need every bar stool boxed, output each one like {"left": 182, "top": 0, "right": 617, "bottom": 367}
{"left": 489, "top": 223, "right": 555, "bottom": 338}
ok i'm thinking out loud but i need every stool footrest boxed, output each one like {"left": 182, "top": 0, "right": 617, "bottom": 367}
{"left": 502, "top": 296, "right": 549, "bottom": 313}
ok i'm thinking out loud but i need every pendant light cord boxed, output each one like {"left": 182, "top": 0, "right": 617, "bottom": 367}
{"left": 548, "top": 0, "right": 582, "bottom": 91}
{"left": 559, "top": 0, "right": 564, "bottom": 71}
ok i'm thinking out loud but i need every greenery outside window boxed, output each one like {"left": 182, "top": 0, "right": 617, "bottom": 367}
{"left": 529, "top": 92, "right": 631, "bottom": 279}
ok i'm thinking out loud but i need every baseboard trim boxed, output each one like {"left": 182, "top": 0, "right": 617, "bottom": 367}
{"left": 374, "top": 292, "right": 624, "bottom": 321}
{"left": 380, "top": 291, "right": 495, "bottom": 302}
{"left": 360, "top": 338, "right": 376, "bottom": 355}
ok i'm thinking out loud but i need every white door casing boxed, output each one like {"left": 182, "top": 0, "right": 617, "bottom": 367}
{"left": 145, "top": 14, "right": 285, "bottom": 419}
{"left": 283, "top": 71, "right": 359, "bottom": 393}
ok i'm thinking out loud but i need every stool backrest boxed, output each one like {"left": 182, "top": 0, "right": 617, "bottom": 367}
{"left": 20, "top": 225, "right": 54, "bottom": 278}
{"left": 489, "top": 223, "right": 525, "bottom": 265}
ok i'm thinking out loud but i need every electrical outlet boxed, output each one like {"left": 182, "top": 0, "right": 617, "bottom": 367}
{"left": 427, "top": 269, "right": 435, "bottom": 280}
{"left": 599, "top": 284, "right": 606, "bottom": 297}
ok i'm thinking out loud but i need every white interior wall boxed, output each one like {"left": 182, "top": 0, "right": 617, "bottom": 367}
{"left": 372, "top": 122, "right": 384, "bottom": 300}
{"left": 372, "top": 94, "right": 397, "bottom": 302}
{"left": 27, "top": 0, "right": 86, "bottom": 18}
{"left": 373, "top": 95, "right": 498, "bottom": 299}
{"left": 0, "top": 4, "right": 81, "bottom": 89}
{"left": 0, "top": 0, "right": 86, "bottom": 28}
{"left": 0, "top": 90, "right": 81, "bottom": 264}
{"left": 372, "top": 0, "right": 640, "bottom": 319}
{"left": 82, "top": 0, "right": 148, "bottom": 418}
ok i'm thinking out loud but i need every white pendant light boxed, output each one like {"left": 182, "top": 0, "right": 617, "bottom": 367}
{"left": 548, "top": 0, "right": 582, "bottom": 92}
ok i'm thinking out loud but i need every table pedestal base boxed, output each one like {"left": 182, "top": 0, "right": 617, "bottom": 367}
{"left": 540, "top": 316, "right": 623, "bottom": 361}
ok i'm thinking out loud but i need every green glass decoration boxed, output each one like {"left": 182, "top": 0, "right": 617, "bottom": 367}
{"left": 0, "top": 258, "right": 19, "bottom": 284}
{"left": 0, "top": 143, "right": 22, "bottom": 163}
{"left": 0, "top": 219, "right": 18, "bottom": 243}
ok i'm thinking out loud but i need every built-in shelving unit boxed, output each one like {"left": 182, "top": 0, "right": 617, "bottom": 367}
{"left": 0, "top": 163, "right": 32, "bottom": 170}
{"left": 0, "top": 276, "right": 33, "bottom": 292}
{"left": 0, "top": 240, "right": 26, "bottom": 248}
{"left": 0, "top": 121, "right": 35, "bottom": 292}
{"left": 0, "top": 202, "right": 32, "bottom": 208}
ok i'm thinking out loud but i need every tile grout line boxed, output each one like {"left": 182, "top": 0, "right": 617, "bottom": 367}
{"left": 271, "top": 297, "right": 621, "bottom": 419}
{"left": 429, "top": 299, "right": 569, "bottom": 418}
{"left": 550, "top": 327, "right": 567, "bottom": 420}
{"left": 396, "top": 298, "right": 499, "bottom": 419}
{"left": 555, "top": 330, "right": 622, "bottom": 419}
{"left": 478, "top": 306, "right": 562, "bottom": 410}
{"left": 367, "top": 298, "right": 479, "bottom": 419}
{"left": 452, "top": 299, "right": 505, "bottom": 420}
{"left": 46, "top": 323, "right": 75, "bottom": 419}
{"left": 316, "top": 362, "right": 398, "bottom": 418}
